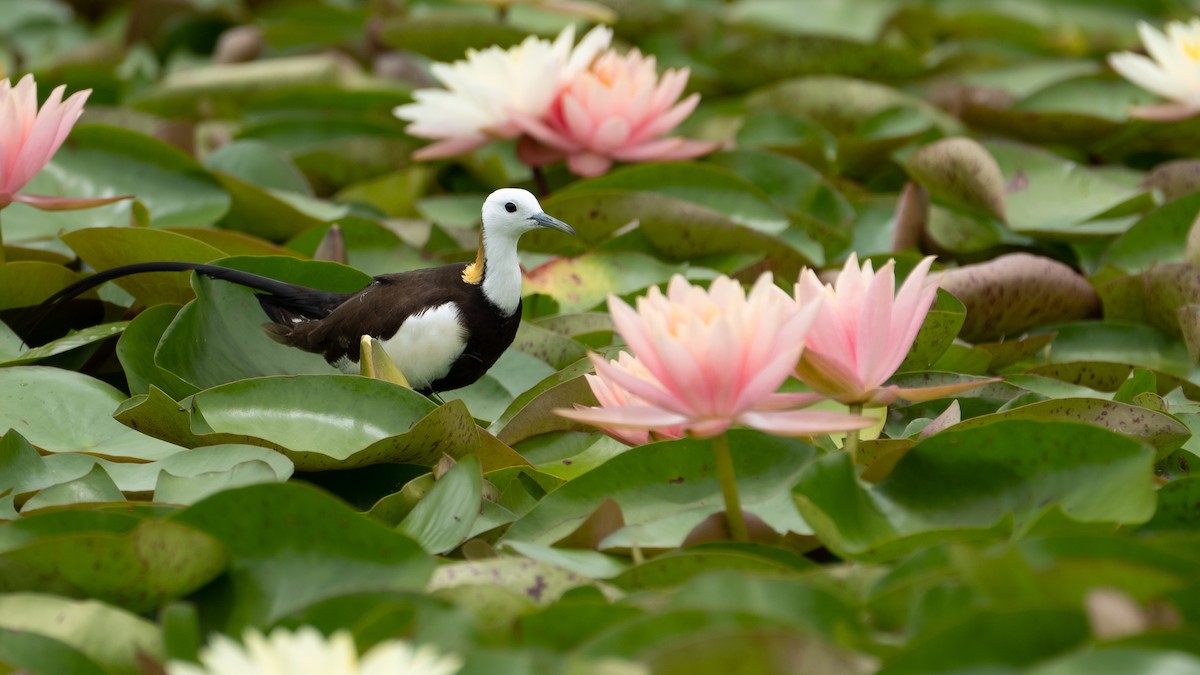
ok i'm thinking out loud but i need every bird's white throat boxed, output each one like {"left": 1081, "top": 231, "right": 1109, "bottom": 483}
{"left": 480, "top": 229, "right": 523, "bottom": 316}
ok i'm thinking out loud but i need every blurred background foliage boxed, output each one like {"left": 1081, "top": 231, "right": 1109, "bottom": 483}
{"left": 8, "top": 0, "right": 1200, "bottom": 673}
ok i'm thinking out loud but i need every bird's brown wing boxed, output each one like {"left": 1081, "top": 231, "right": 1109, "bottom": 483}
{"left": 265, "top": 264, "right": 472, "bottom": 365}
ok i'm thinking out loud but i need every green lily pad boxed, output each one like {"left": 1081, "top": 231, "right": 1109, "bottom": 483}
{"left": 0, "top": 509, "right": 227, "bottom": 613}
{"left": 794, "top": 420, "right": 1155, "bottom": 561}
{"left": 170, "top": 482, "right": 434, "bottom": 631}
{"left": 0, "top": 261, "right": 85, "bottom": 311}
{"left": 61, "top": 228, "right": 226, "bottom": 307}
{"left": 153, "top": 256, "right": 371, "bottom": 389}
{"left": 0, "top": 593, "right": 163, "bottom": 675}
{"left": 897, "top": 289, "right": 966, "bottom": 372}
{"left": 1105, "top": 192, "right": 1200, "bottom": 272}
{"left": 555, "top": 163, "right": 788, "bottom": 235}
{"left": 115, "top": 304, "right": 198, "bottom": 400}
{"left": 0, "top": 366, "right": 186, "bottom": 461}
{"left": 503, "top": 430, "right": 817, "bottom": 548}
{"left": 531, "top": 190, "right": 817, "bottom": 274}
{"left": 398, "top": 455, "right": 482, "bottom": 554}
{"left": 429, "top": 556, "right": 609, "bottom": 606}
{"left": 20, "top": 464, "right": 125, "bottom": 511}
{"left": 984, "top": 140, "right": 1151, "bottom": 237}
{"left": 524, "top": 251, "right": 687, "bottom": 314}
{"left": 3, "top": 124, "right": 230, "bottom": 247}
{"left": 0, "top": 629, "right": 107, "bottom": 675}
{"left": 880, "top": 609, "right": 1089, "bottom": 675}
{"left": 0, "top": 321, "right": 128, "bottom": 367}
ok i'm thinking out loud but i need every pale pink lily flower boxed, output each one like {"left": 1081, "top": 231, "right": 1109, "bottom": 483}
{"left": 0, "top": 75, "right": 131, "bottom": 212}
{"left": 795, "top": 254, "right": 986, "bottom": 406}
{"left": 514, "top": 48, "right": 717, "bottom": 177}
{"left": 1108, "top": 19, "right": 1200, "bottom": 121}
{"left": 393, "top": 24, "right": 612, "bottom": 160}
{"left": 557, "top": 274, "right": 873, "bottom": 441}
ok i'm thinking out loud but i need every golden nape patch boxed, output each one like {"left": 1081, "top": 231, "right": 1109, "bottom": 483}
{"left": 461, "top": 246, "right": 484, "bottom": 285}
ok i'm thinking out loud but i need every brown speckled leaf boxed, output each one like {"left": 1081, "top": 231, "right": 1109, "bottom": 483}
{"left": 938, "top": 253, "right": 1101, "bottom": 341}
{"left": 950, "top": 398, "right": 1189, "bottom": 458}
{"left": 1142, "top": 160, "right": 1200, "bottom": 202}
{"left": 1143, "top": 263, "right": 1200, "bottom": 338}
{"left": 906, "top": 137, "right": 1007, "bottom": 221}
{"left": 892, "top": 182, "right": 929, "bottom": 252}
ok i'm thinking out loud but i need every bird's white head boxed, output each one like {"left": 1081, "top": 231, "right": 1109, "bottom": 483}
{"left": 480, "top": 188, "right": 575, "bottom": 239}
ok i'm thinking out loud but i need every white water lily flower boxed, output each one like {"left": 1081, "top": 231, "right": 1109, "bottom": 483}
{"left": 394, "top": 24, "right": 612, "bottom": 159}
{"left": 166, "top": 626, "right": 463, "bottom": 675}
{"left": 1108, "top": 19, "right": 1200, "bottom": 120}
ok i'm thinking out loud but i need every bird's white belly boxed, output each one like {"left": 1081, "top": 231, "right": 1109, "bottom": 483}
{"left": 338, "top": 302, "right": 468, "bottom": 390}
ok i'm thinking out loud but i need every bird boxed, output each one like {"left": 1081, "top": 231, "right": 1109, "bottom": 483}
{"left": 35, "top": 188, "right": 575, "bottom": 394}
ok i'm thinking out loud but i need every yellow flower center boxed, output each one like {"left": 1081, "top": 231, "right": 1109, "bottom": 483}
{"left": 1184, "top": 39, "right": 1200, "bottom": 61}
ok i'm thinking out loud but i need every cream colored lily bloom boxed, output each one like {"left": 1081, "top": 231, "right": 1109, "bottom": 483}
{"left": 1109, "top": 19, "right": 1200, "bottom": 120}
{"left": 166, "top": 626, "right": 462, "bottom": 675}
{"left": 394, "top": 24, "right": 612, "bottom": 159}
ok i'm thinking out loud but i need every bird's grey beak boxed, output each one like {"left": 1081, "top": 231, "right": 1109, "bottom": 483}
{"left": 530, "top": 211, "right": 575, "bottom": 236}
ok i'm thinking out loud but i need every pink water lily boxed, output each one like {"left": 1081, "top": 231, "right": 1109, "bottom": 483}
{"left": 795, "top": 254, "right": 984, "bottom": 406}
{"left": 393, "top": 24, "right": 612, "bottom": 160}
{"left": 1108, "top": 19, "right": 1200, "bottom": 121}
{"left": 558, "top": 274, "right": 872, "bottom": 440}
{"left": 514, "top": 48, "right": 717, "bottom": 177}
{"left": 0, "top": 74, "right": 130, "bottom": 212}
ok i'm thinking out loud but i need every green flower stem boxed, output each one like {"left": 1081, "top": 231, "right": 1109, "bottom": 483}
{"left": 712, "top": 433, "right": 749, "bottom": 542}
{"left": 0, "top": 209, "right": 6, "bottom": 264}
{"left": 845, "top": 402, "right": 864, "bottom": 466}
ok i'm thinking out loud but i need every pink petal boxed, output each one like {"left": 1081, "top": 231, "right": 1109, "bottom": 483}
{"left": 511, "top": 109, "right": 579, "bottom": 153}
{"left": 6, "top": 85, "right": 67, "bottom": 193}
{"left": 1129, "top": 101, "right": 1200, "bottom": 121}
{"left": 609, "top": 137, "right": 717, "bottom": 163}
{"left": 855, "top": 259, "right": 896, "bottom": 389}
{"left": 885, "top": 378, "right": 1000, "bottom": 404}
{"left": 47, "top": 89, "right": 89, "bottom": 156}
{"left": 412, "top": 135, "right": 489, "bottom": 160}
{"left": 731, "top": 344, "right": 805, "bottom": 412}
{"left": 628, "top": 93, "right": 700, "bottom": 145}
{"left": 880, "top": 257, "right": 938, "bottom": 378}
{"left": 737, "top": 409, "right": 874, "bottom": 437}
{"left": 607, "top": 296, "right": 667, "bottom": 378}
{"left": 795, "top": 349, "right": 868, "bottom": 404}
{"left": 684, "top": 417, "right": 733, "bottom": 439}
{"left": 590, "top": 116, "right": 632, "bottom": 153}
{"left": 646, "top": 68, "right": 690, "bottom": 117}
{"left": 648, "top": 325, "right": 714, "bottom": 416}
{"left": 919, "top": 400, "right": 961, "bottom": 439}
{"left": 590, "top": 353, "right": 693, "bottom": 417}
{"left": 13, "top": 193, "right": 133, "bottom": 211}
{"left": 554, "top": 403, "right": 690, "bottom": 430}
{"left": 561, "top": 93, "right": 597, "bottom": 144}
{"left": 567, "top": 152, "right": 613, "bottom": 177}
{"left": 0, "top": 85, "right": 21, "bottom": 190}
{"left": 754, "top": 391, "right": 827, "bottom": 410}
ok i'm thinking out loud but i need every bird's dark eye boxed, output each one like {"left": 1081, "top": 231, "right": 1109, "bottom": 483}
{"left": 504, "top": 202, "right": 517, "bottom": 213}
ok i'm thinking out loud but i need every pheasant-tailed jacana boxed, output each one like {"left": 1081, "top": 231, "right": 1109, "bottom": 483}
{"left": 36, "top": 188, "right": 574, "bottom": 394}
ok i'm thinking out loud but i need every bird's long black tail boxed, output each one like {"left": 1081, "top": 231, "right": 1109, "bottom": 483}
{"left": 26, "top": 261, "right": 354, "bottom": 345}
